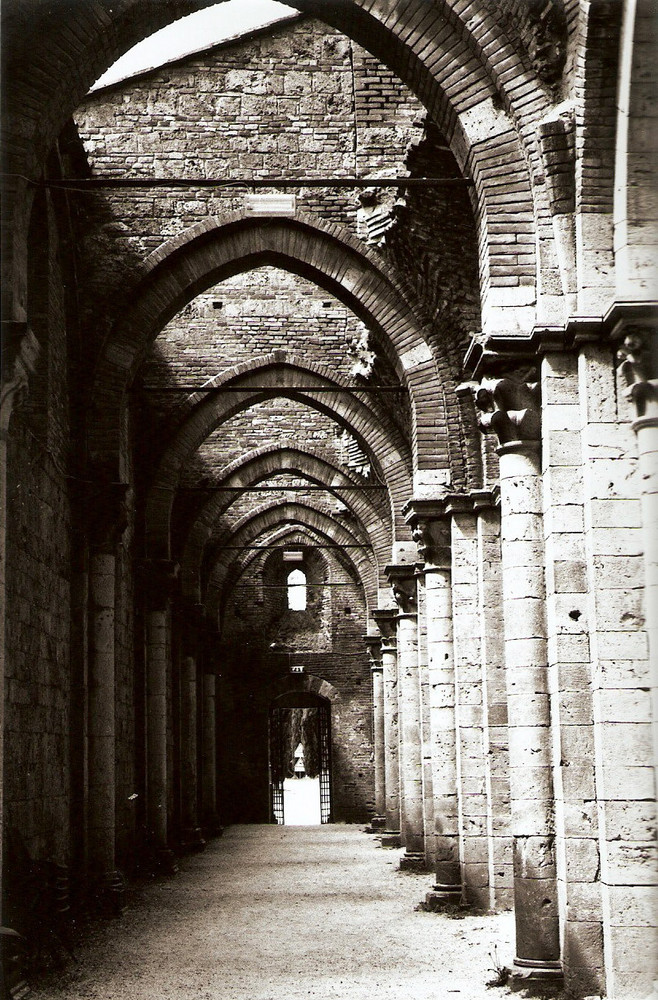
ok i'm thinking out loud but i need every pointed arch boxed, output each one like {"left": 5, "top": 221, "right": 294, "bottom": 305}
{"left": 145, "top": 357, "right": 414, "bottom": 559}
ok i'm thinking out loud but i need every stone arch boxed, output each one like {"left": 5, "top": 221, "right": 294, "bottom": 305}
{"left": 205, "top": 500, "right": 378, "bottom": 623}
{"left": 91, "top": 213, "right": 453, "bottom": 477}
{"left": 179, "top": 442, "right": 392, "bottom": 600}
{"left": 145, "top": 356, "right": 414, "bottom": 559}
{"left": 3, "top": 1, "right": 548, "bottom": 334}
{"left": 265, "top": 673, "right": 340, "bottom": 705}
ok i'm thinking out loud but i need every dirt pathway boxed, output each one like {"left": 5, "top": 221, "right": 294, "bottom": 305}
{"left": 32, "top": 825, "right": 517, "bottom": 1000}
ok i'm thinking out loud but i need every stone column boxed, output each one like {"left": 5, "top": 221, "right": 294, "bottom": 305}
{"left": 364, "top": 634, "right": 386, "bottom": 829}
{"left": 373, "top": 609, "right": 400, "bottom": 845}
{"left": 86, "top": 478, "right": 128, "bottom": 913}
{"left": 477, "top": 378, "right": 561, "bottom": 980}
{"left": 387, "top": 565, "right": 425, "bottom": 869}
{"left": 618, "top": 329, "right": 658, "bottom": 783}
{"left": 408, "top": 507, "right": 463, "bottom": 907}
{"left": 201, "top": 672, "right": 220, "bottom": 834}
{"left": 179, "top": 601, "right": 205, "bottom": 851}
{"left": 0, "top": 323, "right": 38, "bottom": 913}
{"left": 144, "top": 559, "right": 179, "bottom": 871}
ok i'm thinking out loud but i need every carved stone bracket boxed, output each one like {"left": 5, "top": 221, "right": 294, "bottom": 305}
{"left": 385, "top": 565, "right": 417, "bottom": 614}
{"left": 617, "top": 328, "right": 658, "bottom": 425}
{"left": 475, "top": 378, "right": 542, "bottom": 447}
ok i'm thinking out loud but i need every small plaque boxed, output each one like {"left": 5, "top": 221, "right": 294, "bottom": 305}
{"left": 244, "top": 193, "right": 296, "bottom": 216}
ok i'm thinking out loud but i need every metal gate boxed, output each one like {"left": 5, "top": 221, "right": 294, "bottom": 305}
{"left": 269, "top": 696, "right": 332, "bottom": 824}
{"left": 269, "top": 708, "right": 284, "bottom": 824}
{"left": 318, "top": 703, "right": 332, "bottom": 823}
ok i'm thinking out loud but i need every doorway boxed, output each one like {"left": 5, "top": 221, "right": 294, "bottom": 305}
{"left": 269, "top": 692, "right": 332, "bottom": 825}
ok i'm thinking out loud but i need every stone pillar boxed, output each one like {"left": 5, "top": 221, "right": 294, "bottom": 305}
{"left": 618, "top": 328, "right": 658, "bottom": 783}
{"left": 387, "top": 565, "right": 425, "bottom": 869}
{"left": 144, "top": 559, "right": 179, "bottom": 871}
{"left": 365, "top": 634, "right": 386, "bottom": 829}
{"left": 477, "top": 378, "right": 561, "bottom": 980}
{"left": 0, "top": 323, "right": 38, "bottom": 913}
{"left": 179, "top": 601, "right": 205, "bottom": 851}
{"left": 86, "top": 478, "right": 128, "bottom": 912}
{"left": 373, "top": 609, "right": 400, "bottom": 845}
{"left": 201, "top": 672, "right": 220, "bottom": 834}
{"left": 408, "top": 507, "right": 463, "bottom": 906}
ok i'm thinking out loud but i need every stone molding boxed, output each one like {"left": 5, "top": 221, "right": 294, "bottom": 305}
{"left": 464, "top": 300, "right": 658, "bottom": 379}
{"left": 403, "top": 489, "right": 500, "bottom": 566}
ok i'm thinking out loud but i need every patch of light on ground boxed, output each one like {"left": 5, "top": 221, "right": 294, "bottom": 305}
{"left": 90, "top": 1, "right": 297, "bottom": 92}
{"left": 283, "top": 776, "right": 321, "bottom": 825}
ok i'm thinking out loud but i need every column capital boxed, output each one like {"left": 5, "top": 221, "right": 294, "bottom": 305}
{"left": 141, "top": 559, "right": 180, "bottom": 611}
{"left": 372, "top": 608, "right": 397, "bottom": 643}
{"left": 403, "top": 500, "right": 451, "bottom": 568}
{"left": 475, "top": 377, "right": 541, "bottom": 451}
{"left": 617, "top": 326, "right": 658, "bottom": 427}
{"left": 363, "top": 634, "right": 383, "bottom": 671}
{"left": 385, "top": 564, "right": 417, "bottom": 614}
{"left": 87, "top": 479, "right": 130, "bottom": 553}
{"left": 1, "top": 321, "right": 39, "bottom": 435}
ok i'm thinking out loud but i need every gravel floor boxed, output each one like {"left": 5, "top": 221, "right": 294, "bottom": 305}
{"left": 32, "top": 825, "right": 518, "bottom": 1000}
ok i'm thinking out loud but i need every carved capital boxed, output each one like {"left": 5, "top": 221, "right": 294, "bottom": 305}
{"left": 617, "top": 327, "right": 658, "bottom": 424}
{"left": 1, "top": 322, "right": 39, "bottom": 435}
{"left": 475, "top": 377, "right": 541, "bottom": 447}
{"left": 386, "top": 565, "right": 417, "bottom": 614}
{"left": 372, "top": 608, "right": 397, "bottom": 644}
{"left": 87, "top": 480, "right": 130, "bottom": 552}
{"left": 364, "top": 634, "right": 383, "bottom": 671}
{"left": 141, "top": 559, "right": 180, "bottom": 612}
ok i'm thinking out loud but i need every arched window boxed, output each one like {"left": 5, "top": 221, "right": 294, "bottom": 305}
{"left": 287, "top": 569, "right": 307, "bottom": 611}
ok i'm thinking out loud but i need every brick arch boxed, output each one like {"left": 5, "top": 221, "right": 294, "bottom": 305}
{"left": 179, "top": 442, "right": 393, "bottom": 600}
{"left": 265, "top": 673, "right": 340, "bottom": 705}
{"left": 217, "top": 524, "right": 362, "bottom": 627}
{"left": 145, "top": 357, "right": 414, "bottom": 559}
{"left": 92, "top": 213, "right": 450, "bottom": 475}
{"left": 206, "top": 501, "right": 378, "bottom": 622}
{"left": 3, "top": 1, "right": 548, "bottom": 338}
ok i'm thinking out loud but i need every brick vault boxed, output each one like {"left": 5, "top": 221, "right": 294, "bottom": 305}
{"left": 1, "top": 3, "right": 656, "bottom": 998}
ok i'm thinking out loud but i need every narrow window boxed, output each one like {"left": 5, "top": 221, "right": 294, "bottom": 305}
{"left": 287, "top": 569, "right": 307, "bottom": 611}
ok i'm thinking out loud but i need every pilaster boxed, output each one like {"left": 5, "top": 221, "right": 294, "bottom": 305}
{"left": 364, "top": 633, "right": 386, "bottom": 830}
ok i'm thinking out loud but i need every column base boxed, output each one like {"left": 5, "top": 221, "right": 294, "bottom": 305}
{"left": 181, "top": 827, "right": 206, "bottom": 852}
{"left": 509, "top": 959, "right": 563, "bottom": 995}
{"left": 153, "top": 847, "right": 178, "bottom": 875}
{"left": 203, "top": 817, "right": 225, "bottom": 838}
{"left": 90, "top": 869, "right": 126, "bottom": 917}
{"left": 398, "top": 851, "right": 428, "bottom": 872}
{"left": 424, "top": 883, "right": 465, "bottom": 912}
{"left": 378, "top": 830, "right": 401, "bottom": 848}
{"left": 365, "top": 815, "right": 387, "bottom": 833}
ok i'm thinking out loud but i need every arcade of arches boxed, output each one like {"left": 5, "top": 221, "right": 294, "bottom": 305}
{"left": 1, "top": 3, "right": 657, "bottom": 998}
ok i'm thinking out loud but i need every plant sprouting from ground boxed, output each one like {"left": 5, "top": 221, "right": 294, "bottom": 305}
{"left": 485, "top": 945, "right": 510, "bottom": 988}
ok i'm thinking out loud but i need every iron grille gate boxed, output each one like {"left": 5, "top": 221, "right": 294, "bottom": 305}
{"left": 269, "top": 700, "right": 332, "bottom": 824}
{"left": 269, "top": 709, "right": 284, "bottom": 824}
{"left": 318, "top": 703, "right": 332, "bottom": 823}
